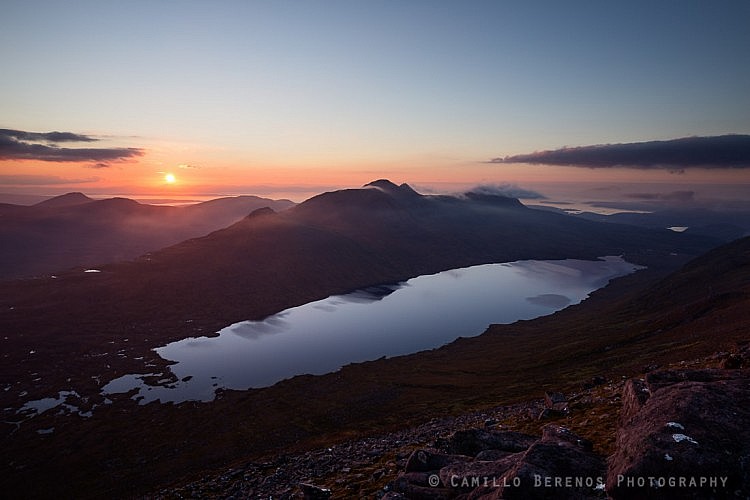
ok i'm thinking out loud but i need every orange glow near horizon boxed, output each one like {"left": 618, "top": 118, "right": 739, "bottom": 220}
{"left": 2, "top": 148, "right": 750, "bottom": 204}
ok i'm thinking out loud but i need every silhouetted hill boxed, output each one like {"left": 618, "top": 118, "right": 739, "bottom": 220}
{"left": 635, "top": 233, "right": 750, "bottom": 310}
{"left": 0, "top": 193, "right": 295, "bottom": 280}
{"left": 287, "top": 181, "right": 714, "bottom": 270}
{"left": 185, "top": 194, "right": 294, "bottom": 221}
{"left": 34, "top": 192, "right": 94, "bottom": 208}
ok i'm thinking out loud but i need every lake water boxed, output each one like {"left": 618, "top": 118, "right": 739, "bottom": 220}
{"left": 102, "top": 256, "right": 642, "bottom": 403}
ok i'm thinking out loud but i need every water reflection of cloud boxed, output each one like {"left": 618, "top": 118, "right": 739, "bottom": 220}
{"left": 512, "top": 257, "right": 641, "bottom": 289}
{"left": 515, "top": 260, "right": 583, "bottom": 278}
{"left": 231, "top": 316, "right": 291, "bottom": 340}
{"left": 339, "top": 283, "right": 403, "bottom": 303}
{"left": 526, "top": 294, "right": 572, "bottom": 308}
{"left": 314, "top": 304, "right": 338, "bottom": 312}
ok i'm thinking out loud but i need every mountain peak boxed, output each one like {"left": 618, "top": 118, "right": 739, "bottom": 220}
{"left": 363, "top": 179, "right": 420, "bottom": 198}
{"left": 364, "top": 179, "right": 400, "bottom": 190}
{"left": 35, "top": 192, "right": 94, "bottom": 208}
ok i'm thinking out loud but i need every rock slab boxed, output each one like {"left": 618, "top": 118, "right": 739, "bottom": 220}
{"left": 607, "top": 369, "right": 750, "bottom": 499}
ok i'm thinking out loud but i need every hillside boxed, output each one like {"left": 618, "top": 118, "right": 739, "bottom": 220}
{"left": 157, "top": 236, "right": 750, "bottom": 498}
{"left": 572, "top": 206, "right": 750, "bottom": 243}
{"left": 0, "top": 193, "right": 295, "bottom": 280}
{"left": 0, "top": 181, "right": 733, "bottom": 497}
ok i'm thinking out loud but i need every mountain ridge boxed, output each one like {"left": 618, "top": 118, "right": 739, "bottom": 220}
{"left": 34, "top": 191, "right": 94, "bottom": 208}
{"left": 0, "top": 192, "right": 295, "bottom": 280}
{"left": 0, "top": 180, "right": 740, "bottom": 498}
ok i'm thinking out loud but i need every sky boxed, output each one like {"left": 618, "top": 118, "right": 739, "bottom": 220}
{"left": 1, "top": 0, "right": 750, "bottom": 205}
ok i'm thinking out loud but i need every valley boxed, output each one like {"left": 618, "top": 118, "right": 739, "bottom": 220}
{"left": 0, "top": 181, "right": 746, "bottom": 498}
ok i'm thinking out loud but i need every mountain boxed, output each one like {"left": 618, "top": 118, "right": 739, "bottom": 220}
{"left": 0, "top": 180, "right": 719, "bottom": 404}
{"left": 0, "top": 180, "right": 733, "bottom": 497}
{"left": 80, "top": 179, "right": 718, "bottom": 327}
{"left": 34, "top": 192, "right": 94, "bottom": 208}
{"left": 0, "top": 193, "right": 295, "bottom": 280}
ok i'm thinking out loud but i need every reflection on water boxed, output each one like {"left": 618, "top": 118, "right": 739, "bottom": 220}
{"left": 102, "top": 256, "right": 643, "bottom": 404}
{"left": 526, "top": 294, "right": 572, "bottom": 308}
{"left": 340, "top": 283, "right": 403, "bottom": 303}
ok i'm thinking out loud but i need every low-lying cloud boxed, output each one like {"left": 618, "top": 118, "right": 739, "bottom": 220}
{"left": 465, "top": 183, "right": 545, "bottom": 199}
{"left": 625, "top": 191, "right": 695, "bottom": 202}
{"left": 0, "top": 128, "right": 143, "bottom": 164}
{"left": 491, "top": 135, "right": 750, "bottom": 169}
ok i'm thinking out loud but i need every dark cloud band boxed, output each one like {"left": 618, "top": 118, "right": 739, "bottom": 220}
{"left": 0, "top": 128, "right": 143, "bottom": 163}
{"left": 492, "top": 135, "right": 750, "bottom": 169}
{"left": 0, "top": 128, "right": 98, "bottom": 143}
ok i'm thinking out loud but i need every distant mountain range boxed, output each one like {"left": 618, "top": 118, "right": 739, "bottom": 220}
{"left": 2, "top": 180, "right": 721, "bottom": 327}
{"left": 0, "top": 192, "right": 295, "bottom": 280}
{"left": 1, "top": 180, "right": 720, "bottom": 377}
{"left": 61, "top": 179, "right": 718, "bottom": 325}
{"left": 0, "top": 179, "right": 744, "bottom": 498}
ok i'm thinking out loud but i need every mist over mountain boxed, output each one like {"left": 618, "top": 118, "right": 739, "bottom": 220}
{"left": 0, "top": 193, "right": 295, "bottom": 280}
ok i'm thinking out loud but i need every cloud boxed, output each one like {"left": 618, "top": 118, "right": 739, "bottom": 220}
{"left": 0, "top": 174, "right": 99, "bottom": 185}
{"left": 0, "top": 128, "right": 143, "bottom": 163}
{"left": 178, "top": 163, "right": 199, "bottom": 169}
{"left": 625, "top": 191, "right": 695, "bottom": 202}
{"left": 465, "top": 183, "right": 546, "bottom": 199}
{"left": 491, "top": 135, "right": 750, "bottom": 169}
{"left": 0, "top": 128, "right": 98, "bottom": 143}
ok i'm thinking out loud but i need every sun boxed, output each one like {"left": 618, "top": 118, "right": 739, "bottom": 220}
{"left": 164, "top": 173, "right": 176, "bottom": 184}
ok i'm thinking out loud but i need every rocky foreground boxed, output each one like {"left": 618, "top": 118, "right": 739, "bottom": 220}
{"left": 152, "top": 343, "right": 749, "bottom": 499}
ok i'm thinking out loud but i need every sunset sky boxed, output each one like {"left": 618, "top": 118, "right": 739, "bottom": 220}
{"left": 2, "top": 1, "right": 749, "bottom": 205}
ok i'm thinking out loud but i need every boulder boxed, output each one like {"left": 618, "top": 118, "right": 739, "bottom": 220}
{"left": 384, "top": 474, "right": 454, "bottom": 500}
{"left": 437, "top": 429, "right": 538, "bottom": 456}
{"left": 475, "top": 449, "right": 514, "bottom": 461}
{"left": 404, "top": 449, "right": 471, "bottom": 473}
{"left": 541, "top": 424, "right": 593, "bottom": 452}
{"left": 544, "top": 391, "right": 568, "bottom": 412}
{"left": 438, "top": 454, "right": 523, "bottom": 491}
{"left": 537, "top": 408, "right": 567, "bottom": 420}
{"left": 607, "top": 369, "right": 750, "bottom": 499}
{"left": 619, "top": 378, "right": 650, "bottom": 423}
{"left": 449, "top": 426, "right": 605, "bottom": 500}
{"left": 299, "top": 482, "right": 331, "bottom": 499}
{"left": 490, "top": 427, "right": 606, "bottom": 499}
